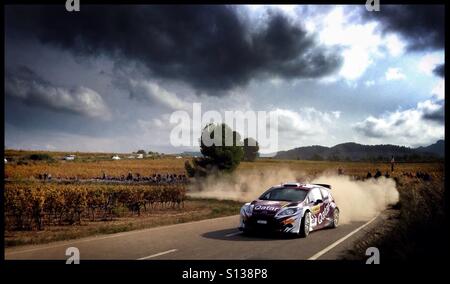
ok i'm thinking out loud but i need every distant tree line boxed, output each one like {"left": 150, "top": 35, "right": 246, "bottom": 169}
{"left": 298, "top": 153, "right": 442, "bottom": 162}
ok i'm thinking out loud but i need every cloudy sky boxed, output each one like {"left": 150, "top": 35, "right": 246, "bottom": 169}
{"left": 5, "top": 5, "right": 445, "bottom": 154}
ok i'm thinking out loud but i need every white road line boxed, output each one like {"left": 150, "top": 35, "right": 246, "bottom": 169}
{"left": 6, "top": 215, "right": 239, "bottom": 256}
{"left": 308, "top": 213, "right": 380, "bottom": 260}
{"left": 225, "top": 231, "right": 242, "bottom": 237}
{"left": 137, "top": 249, "right": 178, "bottom": 260}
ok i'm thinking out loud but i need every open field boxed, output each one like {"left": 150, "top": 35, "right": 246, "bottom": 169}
{"left": 4, "top": 150, "right": 187, "bottom": 180}
{"left": 4, "top": 150, "right": 445, "bottom": 255}
{"left": 4, "top": 149, "right": 444, "bottom": 180}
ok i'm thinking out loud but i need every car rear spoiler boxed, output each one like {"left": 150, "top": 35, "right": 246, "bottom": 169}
{"left": 312, "top": 183, "right": 332, "bottom": 189}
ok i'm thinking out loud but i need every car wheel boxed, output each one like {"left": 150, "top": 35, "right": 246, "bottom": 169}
{"left": 299, "top": 211, "right": 311, "bottom": 238}
{"left": 331, "top": 208, "right": 339, "bottom": 228}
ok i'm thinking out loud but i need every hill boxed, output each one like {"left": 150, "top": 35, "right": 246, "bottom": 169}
{"left": 274, "top": 140, "right": 444, "bottom": 161}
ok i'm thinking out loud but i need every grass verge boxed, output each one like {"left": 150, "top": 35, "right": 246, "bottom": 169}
{"left": 342, "top": 176, "right": 446, "bottom": 261}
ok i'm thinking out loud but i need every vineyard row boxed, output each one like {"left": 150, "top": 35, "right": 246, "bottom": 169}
{"left": 4, "top": 183, "right": 187, "bottom": 230}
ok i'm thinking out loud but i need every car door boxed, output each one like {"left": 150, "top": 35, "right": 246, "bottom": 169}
{"left": 307, "top": 188, "right": 324, "bottom": 229}
{"left": 319, "top": 188, "right": 333, "bottom": 227}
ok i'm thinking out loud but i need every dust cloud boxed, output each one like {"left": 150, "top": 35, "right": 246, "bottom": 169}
{"left": 188, "top": 168, "right": 399, "bottom": 224}
{"left": 311, "top": 174, "right": 399, "bottom": 223}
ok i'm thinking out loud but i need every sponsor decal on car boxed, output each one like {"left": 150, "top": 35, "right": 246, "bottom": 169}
{"left": 311, "top": 205, "right": 321, "bottom": 214}
{"left": 318, "top": 203, "right": 331, "bottom": 224}
{"left": 254, "top": 205, "right": 279, "bottom": 211}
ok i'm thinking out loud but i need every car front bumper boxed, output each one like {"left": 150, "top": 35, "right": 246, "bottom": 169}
{"left": 239, "top": 214, "right": 301, "bottom": 234}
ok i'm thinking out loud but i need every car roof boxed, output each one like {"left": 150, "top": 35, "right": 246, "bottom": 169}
{"left": 271, "top": 183, "right": 329, "bottom": 191}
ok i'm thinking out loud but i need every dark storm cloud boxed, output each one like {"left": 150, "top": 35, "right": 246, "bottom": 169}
{"left": 362, "top": 5, "right": 444, "bottom": 51}
{"left": 5, "top": 65, "right": 110, "bottom": 118}
{"left": 353, "top": 119, "right": 386, "bottom": 138}
{"left": 422, "top": 101, "right": 445, "bottom": 124}
{"left": 433, "top": 64, "right": 445, "bottom": 78}
{"left": 5, "top": 5, "right": 342, "bottom": 94}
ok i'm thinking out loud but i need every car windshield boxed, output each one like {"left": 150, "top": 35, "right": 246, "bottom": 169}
{"left": 259, "top": 187, "right": 308, "bottom": 202}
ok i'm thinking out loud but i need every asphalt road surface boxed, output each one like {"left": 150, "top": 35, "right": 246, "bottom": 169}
{"left": 5, "top": 213, "right": 385, "bottom": 260}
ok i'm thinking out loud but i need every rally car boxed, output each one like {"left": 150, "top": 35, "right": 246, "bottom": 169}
{"left": 239, "top": 182, "right": 339, "bottom": 237}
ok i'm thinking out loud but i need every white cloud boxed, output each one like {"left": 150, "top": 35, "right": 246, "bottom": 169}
{"left": 313, "top": 7, "right": 402, "bottom": 82}
{"left": 270, "top": 108, "right": 341, "bottom": 149}
{"left": 432, "top": 79, "right": 445, "bottom": 100}
{"left": 129, "top": 80, "right": 190, "bottom": 110}
{"left": 320, "top": 8, "right": 378, "bottom": 80}
{"left": 383, "top": 34, "right": 406, "bottom": 57}
{"left": 269, "top": 77, "right": 284, "bottom": 86}
{"left": 354, "top": 100, "right": 444, "bottom": 146}
{"left": 385, "top": 67, "right": 406, "bottom": 81}
{"left": 339, "top": 47, "right": 374, "bottom": 81}
{"left": 305, "top": 6, "right": 409, "bottom": 82}
{"left": 418, "top": 53, "right": 445, "bottom": 75}
{"left": 138, "top": 117, "right": 166, "bottom": 130}
{"left": 332, "top": 111, "right": 341, "bottom": 119}
{"left": 6, "top": 77, "right": 111, "bottom": 120}
{"left": 365, "top": 80, "right": 376, "bottom": 87}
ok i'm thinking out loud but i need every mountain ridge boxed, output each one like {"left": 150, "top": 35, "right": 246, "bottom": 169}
{"left": 273, "top": 140, "right": 444, "bottom": 161}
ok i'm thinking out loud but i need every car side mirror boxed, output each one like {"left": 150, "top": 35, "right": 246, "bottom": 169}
{"left": 314, "top": 199, "right": 323, "bottom": 205}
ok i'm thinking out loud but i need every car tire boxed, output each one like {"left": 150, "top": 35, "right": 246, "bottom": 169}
{"left": 298, "top": 211, "right": 311, "bottom": 238}
{"left": 330, "top": 208, "right": 339, "bottom": 228}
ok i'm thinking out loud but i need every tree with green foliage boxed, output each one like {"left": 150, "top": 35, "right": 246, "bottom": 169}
{"left": 185, "top": 123, "right": 244, "bottom": 177}
{"left": 243, "top": 137, "right": 259, "bottom": 162}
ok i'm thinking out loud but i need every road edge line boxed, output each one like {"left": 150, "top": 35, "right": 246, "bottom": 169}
{"left": 308, "top": 213, "right": 380, "bottom": 260}
{"left": 137, "top": 249, "right": 178, "bottom": 260}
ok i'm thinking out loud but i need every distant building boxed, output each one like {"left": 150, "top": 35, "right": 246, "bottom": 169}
{"left": 137, "top": 154, "right": 144, "bottom": 159}
{"left": 112, "top": 155, "right": 121, "bottom": 160}
{"left": 176, "top": 156, "right": 183, "bottom": 159}
{"left": 64, "top": 155, "right": 76, "bottom": 161}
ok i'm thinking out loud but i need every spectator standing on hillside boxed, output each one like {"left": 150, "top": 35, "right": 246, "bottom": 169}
{"left": 391, "top": 156, "right": 395, "bottom": 172}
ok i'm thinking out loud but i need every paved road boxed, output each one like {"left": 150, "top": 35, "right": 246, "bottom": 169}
{"left": 5, "top": 213, "right": 385, "bottom": 260}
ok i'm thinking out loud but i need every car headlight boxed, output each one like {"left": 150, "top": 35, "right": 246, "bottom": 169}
{"left": 275, "top": 207, "right": 299, "bottom": 218}
{"left": 241, "top": 203, "right": 254, "bottom": 216}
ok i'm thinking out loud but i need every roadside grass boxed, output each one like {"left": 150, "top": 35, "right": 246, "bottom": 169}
{"left": 4, "top": 198, "right": 242, "bottom": 247}
{"left": 342, "top": 176, "right": 446, "bottom": 261}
